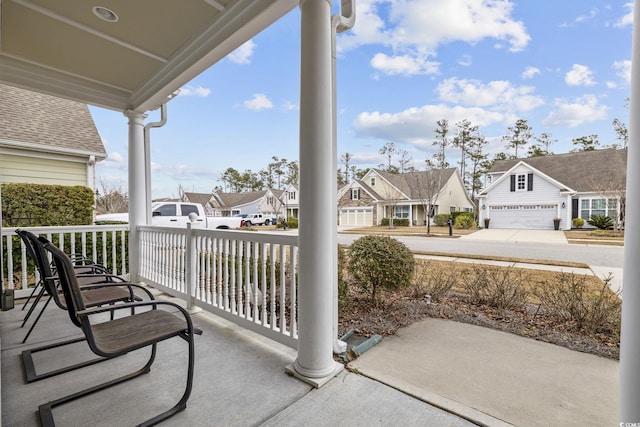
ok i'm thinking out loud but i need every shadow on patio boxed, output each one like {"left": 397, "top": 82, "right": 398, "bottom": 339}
{"left": 0, "top": 286, "right": 474, "bottom": 427}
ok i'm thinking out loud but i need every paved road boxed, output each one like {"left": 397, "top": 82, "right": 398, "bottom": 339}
{"left": 337, "top": 233, "right": 624, "bottom": 269}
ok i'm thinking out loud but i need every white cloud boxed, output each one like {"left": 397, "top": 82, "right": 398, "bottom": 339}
{"left": 370, "top": 53, "right": 439, "bottom": 75}
{"left": 243, "top": 94, "right": 273, "bottom": 111}
{"left": 282, "top": 100, "right": 298, "bottom": 111}
{"left": 101, "top": 151, "right": 125, "bottom": 168}
{"left": 613, "top": 60, "right": 631, "bottom": 84}
{"left": 436, "top": 78, "right": 544, "bottom": 112}
{"left": 565, "top": 64, "right": 595, "bottom": 86}
{"left": 339, "top": 0, "right": 530, "bottom": 77}
{"left": 615, "top": 3, "right": 634, "bottom": 28}
{"left": 179, "top": 85, "right": 212, "bottom": 97}
{"left": 353, "top": 103, "right": 507, "bottom": 145}
{"left": 543, "top": 95, "right": 609, "bottom": 127}
{"left": 522, "top": 66, "right": 540, "bottom": 79}
{"left": 228, "top": 40, "right": 256, "bottom": 64}
{"left": 575, "top": 8, "right": 599, "bottom": 23}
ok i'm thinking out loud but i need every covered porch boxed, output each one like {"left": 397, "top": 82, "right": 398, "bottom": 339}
{"left": 1, "top": 0, "right": 639, "bottom": 425}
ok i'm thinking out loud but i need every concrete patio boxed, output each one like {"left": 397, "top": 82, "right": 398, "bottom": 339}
{"left": 0, "top": 288, "right": 474, "bottom": 427}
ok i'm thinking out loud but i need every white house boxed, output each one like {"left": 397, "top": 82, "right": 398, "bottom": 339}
{"left": 478, "top": 148, "right": 627, "bottom": 230}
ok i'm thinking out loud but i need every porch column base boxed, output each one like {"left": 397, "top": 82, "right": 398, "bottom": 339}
{"left": 285, "top": 361, "right": 344, "bottom": 388}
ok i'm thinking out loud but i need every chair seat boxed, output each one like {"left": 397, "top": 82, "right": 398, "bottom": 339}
{"left": 90, "top": 309, "right": 189, "bottom": 355}
{"left": 81, "top": 287, "right": 132, "bottom": 306}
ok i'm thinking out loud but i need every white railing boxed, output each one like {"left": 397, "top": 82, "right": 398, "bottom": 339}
{"left": 139, "top": 225, "right": 300, "bottom": 348}
{"left": 1, "top": 225, "right": 129, "bottom": 299}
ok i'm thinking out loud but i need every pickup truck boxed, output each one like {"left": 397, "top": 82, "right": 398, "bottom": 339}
{"left": 242, "top": 213, "right": 277, "bottom": 227}
{"left": 95, "top": 202, "right": 244, "bottom": 229}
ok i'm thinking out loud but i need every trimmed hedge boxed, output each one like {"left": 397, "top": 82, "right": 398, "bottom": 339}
{"left": 380, "top": 218, "right": 410, "bottom": 227}
{"left": 1, "top": 183, "right": 94, "bottom": 226}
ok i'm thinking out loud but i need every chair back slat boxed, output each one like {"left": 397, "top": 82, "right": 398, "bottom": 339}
{"left": 16, "top": 230, "right": 56, "bottom": 294}
{"left": 40, "top": 237, "right": 86, "bottom": 328}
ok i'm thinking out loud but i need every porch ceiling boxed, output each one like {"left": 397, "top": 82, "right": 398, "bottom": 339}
{"left": 0, "top": 0, "right": 297, "bottom": 112}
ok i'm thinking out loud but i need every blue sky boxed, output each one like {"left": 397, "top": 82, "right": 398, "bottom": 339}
{"left": 91, "top": 0, "right": 634, "bottom": 199}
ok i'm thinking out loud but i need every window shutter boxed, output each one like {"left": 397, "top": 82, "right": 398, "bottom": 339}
{"left": 510, "top": 175, "right": 515, "bottom": 192}
{"left": 527, "top": 173, "right": 534, "bottom": 191}
{"left": 349, "top": 190, "right": 353, "bottom": 200}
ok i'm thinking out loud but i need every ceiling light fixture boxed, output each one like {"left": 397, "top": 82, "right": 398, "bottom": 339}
{"left": 92, "top": 6, "right": 119, "bottom": 22}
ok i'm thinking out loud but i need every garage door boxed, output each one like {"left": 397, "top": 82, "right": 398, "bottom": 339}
{"left": 488, "top": 204, "right": 557, "bottom": 229}
{"left": 339, "top": 207, "right": 373, "bottom": 226}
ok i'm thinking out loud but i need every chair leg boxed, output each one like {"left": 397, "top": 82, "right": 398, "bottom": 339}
{"left": 38, "top": 332, "right": 195, "bottom": 427}
{"left": 38, "top": 344, "right": 158, "bottom": 427}
{"left": 22, "top": 337, "right": 110, "bottom": 383}
{"left": 21, "top": 281, "right": 43, "bottom": 311}
{"left": 22, "top": 295, "right": 53, "bottom": 344}
{"left": 20, "top": 284, "right": 47, "bottom": 327}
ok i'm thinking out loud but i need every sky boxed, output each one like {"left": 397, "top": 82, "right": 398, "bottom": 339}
{"left": 90, "top": 0, "right": 634, "bottom": 199}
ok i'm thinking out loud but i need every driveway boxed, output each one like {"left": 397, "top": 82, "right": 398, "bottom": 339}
{"left": 459, "top": 228, "right": 568, "bottom": 244}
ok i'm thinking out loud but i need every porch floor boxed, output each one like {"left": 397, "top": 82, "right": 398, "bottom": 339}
{"left": 1, "top": 286, "right": 473, "bottom": 426}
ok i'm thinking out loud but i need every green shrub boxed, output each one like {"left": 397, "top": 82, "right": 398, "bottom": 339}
{"left": 2, "top": 183, "right": 95, "bottom": 226}
{"left": 461, "top": 265, "right": 529, "bottom": 310}
{"left": 534, "top": 272, "right": 621, "bottom": 335}
{"left": 454, "top": 213, "right": 476, "bottom": 229}
{"left": 380, "top": 217, "right": 410, "bottom": 227}
{"left": 572, "top": 217, "right": 585, "bottom": 228}
{"left": 433, "top": 214, "right": 450, "bottom": 226}
{"left": 338, "top": 245, "right": 349, "bottom": 306}
{"left": 587, "top": 215, "right": 613, "bottom": 230}
{"left": 276, "top": 216, "right": 298, "bottom": 229}
{"left": 347, "top": 235, "right": 415, "bottom": 303}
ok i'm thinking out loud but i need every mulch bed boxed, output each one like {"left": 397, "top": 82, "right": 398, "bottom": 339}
{"left": 338, "top": 291, "right": 620, "bottom": 360}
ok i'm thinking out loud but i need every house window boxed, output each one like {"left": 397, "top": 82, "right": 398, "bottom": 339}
{"left": 351, "top": 188, "right": 361, "bottom": 200}
{"left": 267, "top": 196, "right": 274, "bottom": 205}
{"left": 370, "top": 177, "right": 376, "bottom": 186}
{"left": 450, "top": 206, "right": 456, "bottom": 213}
{"left": 288, "top": 191, "right": 296, "bottom": 200}
{"left": 395, "top": 206, "right": 409, "bottom": 218}
{"left": 580, "top": 197, "right": 617, "bottom": 221}
{"left": 510, "top": 173, "right": 533, "bottom": 192}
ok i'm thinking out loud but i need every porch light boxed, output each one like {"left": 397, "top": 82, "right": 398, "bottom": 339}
{"left": 92, "top": 6, "right": 118, "bottom": 22}
{"left": 561, "top": 202, "right": 566, "bottom": 208}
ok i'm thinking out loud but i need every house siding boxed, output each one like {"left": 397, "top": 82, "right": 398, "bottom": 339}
{"left": 0, "top": 153, "right": 86, "bottom": 186}
{"left": 440, "top": 174, "right": 474, "bottom": 213}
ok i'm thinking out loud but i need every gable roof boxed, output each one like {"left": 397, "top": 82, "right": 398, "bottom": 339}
{"left": 0, "top": 84, "right": 106, "bottom": 158}
{"left": 183, "top": 192, "right": 214, "bottom": 207}
{"left": 489, "top": 149, "right": 627, "bottom": 193}
{"left": 372, "top": 168, "right": 458, "bottom": 199}
{"left": 214, "top": 190, "right": 268, "bottom": 208}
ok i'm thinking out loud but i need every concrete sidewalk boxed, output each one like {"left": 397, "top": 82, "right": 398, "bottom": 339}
{"left": 348, "top": 318, "right": 618, "bottom": 427}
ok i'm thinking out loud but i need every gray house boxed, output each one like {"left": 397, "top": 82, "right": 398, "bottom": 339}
{"left": 478, "top": 148, "right": 627, "bottom": 230}
{"left": 0, "top": 84, "right": 106, "bottom": 189}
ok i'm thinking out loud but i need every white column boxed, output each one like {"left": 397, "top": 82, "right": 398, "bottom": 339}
{"left": 620, "top": 1, "right": 640, "bottom": 422}
{"left": 125, "top": 110, "right": 147, "bottom": 282}
{"left": 288, "top": 0, "right": 343, "bottom": 387}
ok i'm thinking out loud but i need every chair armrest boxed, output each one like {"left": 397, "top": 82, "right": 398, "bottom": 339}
{"left": 77, "top": 300, "right": 196, "bottom": 333}
{"left": 76, "top": 282, "right": 155, "bottom": 300}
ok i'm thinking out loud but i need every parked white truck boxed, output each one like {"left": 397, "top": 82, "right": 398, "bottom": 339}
{"left": 95, "top": 202, "right": 245, "bottom": 229}
{"left": 242, "top": 213, "right": 277, "bottom": 227}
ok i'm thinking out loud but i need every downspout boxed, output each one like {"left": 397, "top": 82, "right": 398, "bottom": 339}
{"left": 143, "top": 101, "right": 169, "bottom": 223}
{"left": 331, "top": 0, "right": 355, "bottom": 355}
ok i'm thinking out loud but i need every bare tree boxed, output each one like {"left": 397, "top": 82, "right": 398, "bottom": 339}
{"left": 587, "top": 174, "right": 626, "bottom": 232}
{"left": 407, "top": 160, "right": 442, "bottom": 235}
{"left": 95, "top": 178, "right": 128, "bottom": 214}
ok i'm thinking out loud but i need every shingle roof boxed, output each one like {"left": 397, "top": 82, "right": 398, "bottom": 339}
{"left": 0, "top": 84, "right": 105, "bottom": 157}
{"left": 183, "top": 192, "right": 213, "bottom": 206}
{"left": 215, "top": 190, "right": 267, "bottom": 207}
{"left": 374, "top": 168, "right": 457, "bottom": 199}
{"left": 489, "top": 149, "right": 627, "bottom": 192}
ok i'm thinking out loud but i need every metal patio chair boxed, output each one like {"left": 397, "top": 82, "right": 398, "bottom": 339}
{"left": 16, "top": 230, "right": 154, "bottom": 382}
{"left": 41, "top": 238, "right": 198, "bottom": 427}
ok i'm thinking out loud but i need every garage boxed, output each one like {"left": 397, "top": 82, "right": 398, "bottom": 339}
{"left": 487, "top": 204, "right": 558, "bottom": 229}
{"left": 339, "top": 207, "right": 373, "bottom": 226}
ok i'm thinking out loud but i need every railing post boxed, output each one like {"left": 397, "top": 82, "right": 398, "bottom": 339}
{"left": 185, "top": 222, "right": 197, "bottom": 310}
